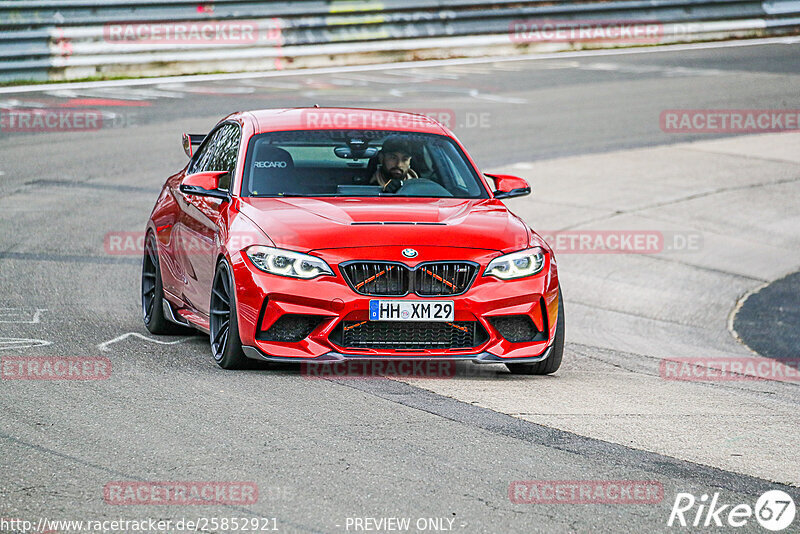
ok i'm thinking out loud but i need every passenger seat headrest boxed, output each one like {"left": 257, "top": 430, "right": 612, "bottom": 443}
{"left": 252, "top": 145, "right": 294, "bottom": 171}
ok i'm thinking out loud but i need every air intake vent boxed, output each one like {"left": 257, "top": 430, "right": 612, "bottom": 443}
{"left": 489, "top": 315, "right": 547, "bottom": 343}
{"left": 258, "top": 314, "right": 323, "bottom": 342}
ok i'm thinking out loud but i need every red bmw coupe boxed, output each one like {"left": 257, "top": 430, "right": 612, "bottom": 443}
{"left": 142, "top": 108, "right": 564, "bottom": 374}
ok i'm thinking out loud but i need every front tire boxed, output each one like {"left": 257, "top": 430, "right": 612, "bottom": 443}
{"left": 142, "top": 233, "right": 193, "bottom": 335}
{"left": 210, "top": 259, "right": 248, "bottom": 369}
{"left": 506, "top": 288, "right": 565, "bottom": 375}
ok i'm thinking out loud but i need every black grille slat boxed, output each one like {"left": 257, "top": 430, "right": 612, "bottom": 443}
{"left": 343, "top": 261, "right": 407, "bottom": 296}
{"left": 415, "top": 262, "right": 477, "bottom": 296}
{"left": 448, "top": 264, "right": 454, "bottom": 295}
{"left": 394, "top": 267, "right": 406, "bottom": 294}
{"left": 337, "top": 321, "right": 487, "bottom": 350}
{"left": 341, "top": 261, "right": 476, "bottom": 297}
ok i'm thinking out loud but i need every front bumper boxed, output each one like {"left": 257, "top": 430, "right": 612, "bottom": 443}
{"left": 242, "top": 344, "right": 553, "bottom": 364}
{"left": 230, "top": 246, "right": 560, "bottom": 363}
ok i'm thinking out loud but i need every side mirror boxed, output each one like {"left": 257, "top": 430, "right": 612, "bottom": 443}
{"left": 485, "top": 173, "right": 531, "bottom": 199}
{"left": 179, "top": 171, "right": 230, "bottom": 200}
{"left": 182, "top": 133, "right": 205, "bottom": 158}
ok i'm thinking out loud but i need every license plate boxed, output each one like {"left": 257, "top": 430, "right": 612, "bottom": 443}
{"left": 369, "top": 300, "right": 454, "bottom": 321}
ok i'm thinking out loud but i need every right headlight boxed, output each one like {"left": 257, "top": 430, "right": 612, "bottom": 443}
{"left": 245, "top": 246, "right": 333, "bottom": 279}
{"left": 484, "top": 247, "right": 546, "bottom": 280}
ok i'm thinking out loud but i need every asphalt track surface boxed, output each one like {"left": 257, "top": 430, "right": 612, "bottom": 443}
{"left": 1, "top": 39, "right": 799, "bottom": 533}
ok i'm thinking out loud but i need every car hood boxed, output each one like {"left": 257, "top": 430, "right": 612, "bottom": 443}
{"left": 237, "top": 197, "right": 530, "bottom": 253}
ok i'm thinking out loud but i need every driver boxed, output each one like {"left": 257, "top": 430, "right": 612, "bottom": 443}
{"left": 370, "top": 135, "right": 418, "bottom": 193}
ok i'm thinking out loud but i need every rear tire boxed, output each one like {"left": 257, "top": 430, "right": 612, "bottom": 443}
{"left": 142, "top": 233, "right": 193, "bottom": 335}
{"left": 210, "top": 259, "right": 248, "bottom": 370}
{"left": 506, "top": 288, "right": 565, "bottom": 375}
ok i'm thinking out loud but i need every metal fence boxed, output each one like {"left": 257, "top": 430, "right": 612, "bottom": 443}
{"left": 1, "top": 0, "right": 799, "bottom": 82}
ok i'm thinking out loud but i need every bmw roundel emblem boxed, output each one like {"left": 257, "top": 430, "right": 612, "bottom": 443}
{"left": 402, "top": 248, "right": 418, "bottom": 258}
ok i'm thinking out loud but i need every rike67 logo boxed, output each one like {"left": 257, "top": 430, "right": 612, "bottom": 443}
{"left": 668, "top": 490, "right": 796, "bottom": 531}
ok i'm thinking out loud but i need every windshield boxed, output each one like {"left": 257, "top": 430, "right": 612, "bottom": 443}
{"left": 241, "top": 130, "right": 488, "bottom": 198}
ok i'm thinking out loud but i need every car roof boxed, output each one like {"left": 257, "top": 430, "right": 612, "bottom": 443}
{"left": 244, "top": 107, "right": 449, "bottom": 136}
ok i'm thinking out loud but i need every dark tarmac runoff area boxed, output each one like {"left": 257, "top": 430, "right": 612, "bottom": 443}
{"left": 735, "top": 271, "right": 800, "bottom": 361}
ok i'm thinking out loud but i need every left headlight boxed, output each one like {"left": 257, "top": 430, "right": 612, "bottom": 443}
{"left": 484, "top": 247, "right": 546, "bottom": 280}
{"left": 246, "top": 246, "right": 334, "bottom": 279}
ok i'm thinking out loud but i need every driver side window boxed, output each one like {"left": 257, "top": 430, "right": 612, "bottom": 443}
{"left": 188, "top": 124, "right": 241, "bottom": 191}
{"left": 189, "top": 133, "right": 218, "bottom": 175}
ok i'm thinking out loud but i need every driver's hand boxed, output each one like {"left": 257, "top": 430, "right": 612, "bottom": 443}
{"left": 382, "top": 179, "right": 403, "bottom": 193}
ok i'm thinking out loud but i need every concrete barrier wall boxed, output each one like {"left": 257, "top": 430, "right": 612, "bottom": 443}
{"left": 1, "top": 0, "right": 799, "bottom": 82}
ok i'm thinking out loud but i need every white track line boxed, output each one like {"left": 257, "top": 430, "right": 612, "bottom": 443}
{"left": 0, "top": 308, "right": 47, "bottom": 324}
{"left": 0, "top": 337, "right": 52, "bottom": 350}
{"left": 1, "top": 36, "right": 798, "bottom": 95}
{"left": 97, "top": 332, "right": 190, "bottom": 352}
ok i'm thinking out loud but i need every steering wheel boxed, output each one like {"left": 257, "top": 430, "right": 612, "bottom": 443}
{"left": 397, "top": 178, "right": 453, "bottom": 197}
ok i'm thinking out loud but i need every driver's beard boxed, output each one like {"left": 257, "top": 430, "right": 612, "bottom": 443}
{"left": 380, "top": 165, "right": 407, "bottom": 183}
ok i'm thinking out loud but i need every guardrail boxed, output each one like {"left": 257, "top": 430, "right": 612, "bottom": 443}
{"left": 1, "top": 0, "right": 799, "bottom": 82}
